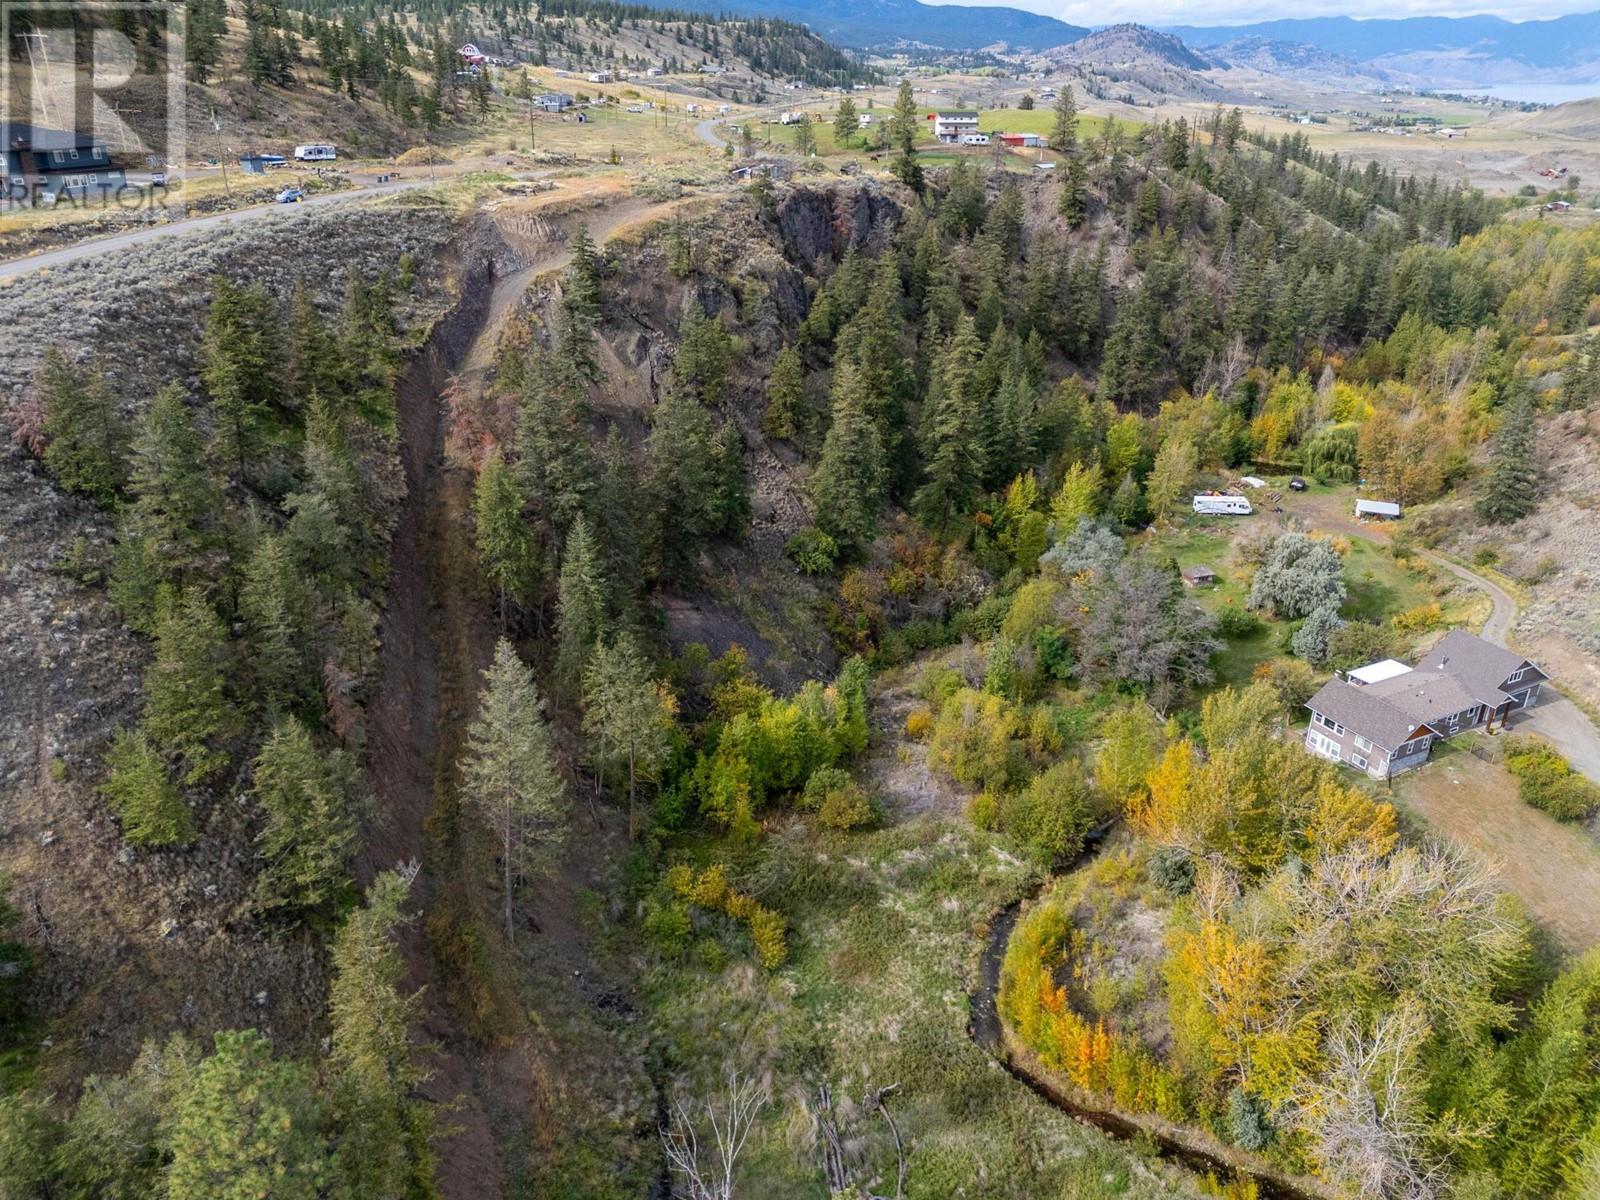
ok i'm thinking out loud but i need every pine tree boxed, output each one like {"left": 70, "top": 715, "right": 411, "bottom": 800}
{"left": 890, "top": 78, "right": 923, "bottom": 193}
{"left": 593, "top": 424, "right": 647, "bottom": 618}
{"left": 1110, "top": 469, "right": 1147, "bottom": 529}
{"left": 167, "top": 1031, "right": 328, "bottom": 1200}
{"left": 762, "top": 345, "right": 805, "bottom": 440}
{"left": 1049, "top": 85, "right": 1078, "bottom": 153}
{"left": 514, "top": 355, "right": 592, "bottom": 544}
{"left": 251, "top": 718, "right": 359, "bottom": 915}
{"left": 142, "top": 588, "right": 236, "bottom": 784}
{"left": 101, "top": 728, "right": 195, "bottom": 847}
{"left": 583, "top": 633, "right": 674, "bottom": 839}
{"left": 460, "top": 639, "right": 567, "bottom": 941}
{"left": 646, "top": 389, "right": 719, "bottom": 575}
{"left": 673, "top": 302, "right": 734, "bottom": 405}
{"left": 557, "top": 225, "right": 602, "bottom": 383}
{"left": 812, "top": 362, "right": 887, "bottom": 554}
{"left": 556, "top": 515, "right": 608, "bottom": 688}
{"left": 285, "top": 283, "right": 338, "bottom": 404}
{"left": 38, "top": 350, "right": 126, "bottom": 505}
{"left": 328, "top": 869, "right": 434, "bottom": 1199}
{"left": 121, "top": 384, "right": 217, "bottom": 586}
{"left": 474, "top": 448, "right": 538, "bottom": 628}
{"left": 709, "top": 420, "right": 750, "bottom": 537}
{"left": 240, "top": 534, "right": 315, "bottom": 716}
{"left": 914, "top": 316, "right": 986, "bottom": 529}
{"left": 1477, "top": 386, "right": 1538, "bottom": 523}
{"left": 843, "top": 253, "right": 912, "bottom": 478}
{"left": 833, "top": 97, "right": 858, "bottom": 146}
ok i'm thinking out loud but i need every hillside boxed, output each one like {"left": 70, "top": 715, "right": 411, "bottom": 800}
{"left": 1046, "top": 24, "right": 1235, "bottom": 103}
{"left": 715, "top": 0, "right": 1088, "bottom": 51}
{"left": 1511, "top": 96, "right": 1600, "bottom": 140}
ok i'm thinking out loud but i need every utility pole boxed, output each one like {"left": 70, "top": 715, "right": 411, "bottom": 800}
{"left": 211, "top": 107, "right": 230, "bottom": 198}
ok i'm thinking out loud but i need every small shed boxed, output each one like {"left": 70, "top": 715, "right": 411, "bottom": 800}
{"left": 1180, "top": 565, "right": 1218, "bottom": 587}
{"left": 1355, "top": 498, "right": 1402, "bottom": 520}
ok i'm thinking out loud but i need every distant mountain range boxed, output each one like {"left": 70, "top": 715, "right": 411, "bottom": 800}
{"left": 711, "top": 0, "right": 1600, "bottom": 88}
{"left": 717, "top": 0, "right": 1086, "bottom": 51}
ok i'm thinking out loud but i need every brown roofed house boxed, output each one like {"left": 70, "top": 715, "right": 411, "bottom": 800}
{"left": 1180, "top": 565, "right": 1217, "bottom": 587}
{"left": 1303, "top": 629, "right": 1546, "bottom": 779}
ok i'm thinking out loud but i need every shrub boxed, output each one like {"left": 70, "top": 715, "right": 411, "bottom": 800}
{"left": 1291, "top": 604, "right": 1345, "bottom": 667}
{"left": 1472, "top": 544, "right": 1500, "bottom": 567}
{"left": 1001, "top": 577, "right": 1063, "bottom": 642}
{"left": 928, "top": 688, "right": 1022, "bottom": 792}
{"left": 1225, "top": 1087, "right": 1275, "bottom": 1151}
{"left": 1002, "top": 761, "right": 1097, "bottom": 869}
{"left": 800, "top": 766, "right": 876, "bottom": 830}
{"left": 1148, "top": 845, "right": 1196, "bottom": 895}
{"left": 1327, "top": 620, "right": 1397, "bottom": 671}
{"left": 786, "top": 527, "right": 839, "bottom": 575}
{"left": 1032, "top": 626, "right": 1074, "bottom": 681}
{"left": 1390, "top": 603, "right": 1444, "bottom": 635}
{"left": 1252, "top": 659, "right": 1317, "bottom": 711}
{"left": 1504, "top": 738, "right": 1600, "bottom": 821}
{"left": 904, "top": 707, "right": 933, "bottom": 739}
{"left": 642, "top": 899, "right": 693, "bottom": 959}
{"left": 666, "top": 864, "right": 788, "bottom": 969}
{"left": 966, "top": 789, "right": 1001, "bottom": 830}
{"left": 1216, "top": 607, "right": 1264, "bottom": 639}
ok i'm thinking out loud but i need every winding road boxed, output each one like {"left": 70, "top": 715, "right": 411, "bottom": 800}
{"left": 0, "top": 177, "right": 432, "bottom": 282}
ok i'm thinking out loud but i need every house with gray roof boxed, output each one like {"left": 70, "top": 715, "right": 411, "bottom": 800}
{"left": 1303, "top": 629, "right": 1547, "bottom": 779}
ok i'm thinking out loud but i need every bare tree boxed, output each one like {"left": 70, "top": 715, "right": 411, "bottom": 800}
{"left": 661, "top": 1069, "right": 769, "bottom": 1200}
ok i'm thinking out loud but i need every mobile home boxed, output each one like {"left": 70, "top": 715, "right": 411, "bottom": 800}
{"left": 1192, "top": 494, "right": 1253, "bottom": 515}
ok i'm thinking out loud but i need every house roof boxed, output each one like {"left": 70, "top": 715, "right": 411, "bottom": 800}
{"left": 1363, "top": 669, "right": 1484, "bottom": 725}
{"left": 1306, "top": 680, "right": 1434, "bottom": 750}
{"left": 1180, "top": 564, "right": 1216, "bottom": 581}
{"left": 1348, "top": 659, "right": 1412, "bottom": 685}
{"left": 1416, "top": 629, "right": 1544, "bottom": 703}
{"left": 2, "top": 122, "right": 103, "bottom": 151}
{"left": 1355, "top": 499, "right": 1401, "bottom": 516}
{"left": 934, "top": 111, "right": 979, "bottom": 118}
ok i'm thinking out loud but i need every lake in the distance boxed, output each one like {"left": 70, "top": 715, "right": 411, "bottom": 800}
{"left": 1465, "top": 82, "right": 1600, "bottom": 105}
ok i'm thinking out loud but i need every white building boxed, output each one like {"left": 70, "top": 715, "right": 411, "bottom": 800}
{"left": 587, "top": 70, "right": 613, "bottom": 84}
{"left": 932, "top": 111, "right": 980, "bottom": 142}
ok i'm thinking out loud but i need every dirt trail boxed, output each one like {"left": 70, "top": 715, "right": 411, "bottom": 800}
{"left": 361, "top": 187, "right": 686, "bottom": 1198}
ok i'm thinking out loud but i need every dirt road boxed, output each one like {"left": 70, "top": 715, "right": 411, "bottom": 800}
{"left": 0, "top": 177, "right": 431, "bottom": 281}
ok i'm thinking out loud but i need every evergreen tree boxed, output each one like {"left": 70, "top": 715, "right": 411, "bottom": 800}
{"left": 914, "top": 316, "right": 986, "bottom": 529}
{"left": 1110, "top": 469, "right": 1148, "bottom": 529}
{"left": 120, "top": 384, "right": 218, "bottom": 587}
{"left": 592, "top": 424, "right": 647, "bottom": 620}
{"left": 1049, "top": 85, "right": 1078, "bottom": 154}
{"left": 646, "top": 389, "right": 720, "bottom": 576}
{"left": 762, "top": 345, "right": 805, "bottom": 440}
{"left": 890, "top": 78, "right": 923, "bottom": 193}
{"left": 673, "top": 302, "right": 734, "bottom": 404}
{"left": 558, "top": 225, "right": 602, "bottom": 383}
{"left": 556, "top": 514, "right": 608, "bottom": 688}
{"left": 167, "top": 1031, "right": 328, "bottom": 1200}
{"left": 239, "top": 534, "right": 315, "bottom": 716}
{"left": 285, "top": 283, "right": 338, "bottom": 404}
{"left": 251, "top": 718, "right": 360, "bottom": 915}
{"left": 514, "top": 355, "right": 592, "bottom": 544}
{"left": 1477, "top": 386, "right": 1538, "bottom": 524}
{"left": 460, "top": 639, "right": 567, "bottom": 941}
{"left": 832, "top": 97, "right": 857, "bottom": 146}
{"left": 101, "top": 728, "right": 195, "bottom": 847}
{"left": 474, "top": 448, "right": 538, "bottom": 628}
{"left": 38, "top": 350, "right": 126, "bottom": 505}
{"left": 142, "top": 588, "right": 236, "bottom": 784}
{"left": 812, "top": 362, "right": 886, "bottom": 554}
{"left": 709, "top": 420, "right": 750, "bottom": 537}
{"left": 327, "top": 869, "right": 435, "bottom": 1199}
{"left": 582, "top": 633, "right": 674, "bottom": 839}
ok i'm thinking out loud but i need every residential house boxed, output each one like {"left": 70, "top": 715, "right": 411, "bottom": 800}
{"left": 534, "top": 93, "right": 573, "bottom": 112}
{"left": 3, "top": 123, "right": 125, "bottom": 204}
{"left": 999, "top": 132, "right": 1046, "bottom": 148}
{"left": 931, "top": 111, "right": 980, "bottom": 142}
{"left": 1303, "top": 630, "right": 1548, "bottom": 779}
{"left": 587, "top": 70, "right": 613, "bottom": 84}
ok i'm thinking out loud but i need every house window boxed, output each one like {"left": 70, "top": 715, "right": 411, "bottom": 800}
{"left": 1354, "top": 734, "right": 1373, "bottom": 752}
{"left": 1308, "top": 731, "right": 1341, "bottom": 762}
{"left": 1506, "top": 668, "right": 1525, "bottom": 685}
{"left": 1352, "top": 754, "right": 1369, "bottom": 770}
{"left": 1315, "top": 713, "right": 1346, "bottom": 737}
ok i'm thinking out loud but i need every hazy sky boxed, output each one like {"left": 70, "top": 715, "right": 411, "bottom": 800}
{"left": 920, "top": 0, "right": 1598, "bottom": 26}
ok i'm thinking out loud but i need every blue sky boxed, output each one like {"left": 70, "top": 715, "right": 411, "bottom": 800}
{"left": 920, "top": 0, "right": 1597, "bottom": 26}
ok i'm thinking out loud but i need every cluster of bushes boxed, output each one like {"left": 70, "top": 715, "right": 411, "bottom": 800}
{"left": 968, "top": 760, "right": 1102, "bottom": 871}
{"left": 1504, "top": 736, "right": 1600, "bottom": 822}
{"left": 689, "top": 656, "right": 871, "bottom": 841}
{"left": 999, "top": 892, "right": 1188, "bottom": 1122}
{"left": 663, "top": 864, "right": 787, "bottom": 970}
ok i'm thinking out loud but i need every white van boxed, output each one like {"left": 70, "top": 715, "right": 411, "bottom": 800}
{"left": 293, "top": 144, "right": 337, "bottom": 162}
{"left": 1192, "top": 494, "right": 1253, "bottom": 515}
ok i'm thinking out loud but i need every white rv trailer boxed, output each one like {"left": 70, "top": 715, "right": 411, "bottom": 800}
{"left": 1192, "top": 494, "right": 1253, "bottom": 515}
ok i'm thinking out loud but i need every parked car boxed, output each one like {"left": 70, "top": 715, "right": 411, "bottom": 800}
{"left": 277, "top": 187, "right": 306, "bottom": 204}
